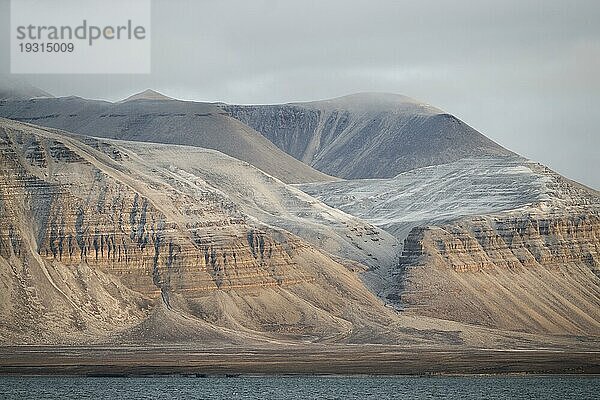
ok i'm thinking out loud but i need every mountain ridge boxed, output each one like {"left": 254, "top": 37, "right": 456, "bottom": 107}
{"left": 0, "top": 96, "right": 331, "bottom": 184}
{"left": 223, "top": 93, "right": 514, "bottom": 179}
{"left": 0, "top": 76, "right": 53, "bottom": 100}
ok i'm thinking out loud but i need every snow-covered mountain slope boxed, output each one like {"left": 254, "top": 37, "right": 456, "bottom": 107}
{"left": 104, "top": 137, "right": 399, "bottom": 270}
{"left": 299, "top": 156, "right": 600, "bottom": 335}
{"left": 224, "top": 93, "right": 514, "bottom": 179}
{"left": 299, "top": 156, "right": 582, "bottom": 241}
{"left": 0, "top": 95, "right": 331, "bottom": 184}
{"left": 120, "top": 89, "right": 174, "bottom": 102}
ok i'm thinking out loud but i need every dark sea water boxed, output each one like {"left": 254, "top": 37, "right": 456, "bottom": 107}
{"left": 0, "top": 375, "right": 598, "bottom": 399}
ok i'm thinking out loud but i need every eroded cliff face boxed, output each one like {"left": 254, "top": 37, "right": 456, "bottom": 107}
{"left": 0, "top": 130, "right": 149, "bottom": 342}
{"left": 398, "top": 209, "right": 600, "bottom": 335}
{"left": 0, "top": 126, "right": 308, "bottom": 297}
{"left": 0, "top": 119, "right": 409, "bottom": 345}
{"left": 401, "top": 212, "right": 600, "bottom": 272}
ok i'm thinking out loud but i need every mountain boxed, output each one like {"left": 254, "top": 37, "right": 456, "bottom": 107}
{"left": 7, "top": 116, "right": 573, "bottom": 352}
{"left": 5, "top": 116, "right": 597, "bottom": 353}
{"left": 121, "top": 89, "right": 174, "bottom": 102}
{"left": 0, "top": 91, "right": 514, "bottom": 181}
{"left": 0, "top": 85, "right": 599, "bottom": 360}
{"left": 0, "top": 117, "right": 402, "bottom": 344}
{"left": 223, "top": 93, "right": 514, "bottom": 179}
{"left": 300, "top": 156, "right": 600, "bottom": 335}
{"left": 0, "top": 95, "right": 330, "bottom": 184}
{"left": 0, "top": 76, "right": 53, "bottom": 100}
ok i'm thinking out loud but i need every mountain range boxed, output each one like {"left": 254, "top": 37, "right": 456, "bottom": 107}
{"left": 0, "top": 87, "right": 598, "bottom": 355}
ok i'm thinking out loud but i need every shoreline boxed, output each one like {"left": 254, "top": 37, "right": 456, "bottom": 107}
{"left": 1, "top": 346, "right": 598, "bottom": 376}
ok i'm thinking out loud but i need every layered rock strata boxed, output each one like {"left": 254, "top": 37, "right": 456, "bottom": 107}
{"left": 300, "top": 156, "right": 600, "bottom": 335}
{"left": 0, "top": 119, "right": 404, "bottom": 344}
{"left": 398, "top": 209, "right": 600, "bottom": 335}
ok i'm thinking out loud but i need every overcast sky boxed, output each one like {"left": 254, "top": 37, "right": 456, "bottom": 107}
{"left": 1, "top": 0, "right": 598, "bottom": 188}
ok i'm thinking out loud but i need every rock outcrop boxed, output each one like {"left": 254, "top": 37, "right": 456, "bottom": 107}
{"left": 401, "top": 212, "right": 600, "bottom": 274}
{"left": 398, "top": 209, "right": 600, "bottom": 335}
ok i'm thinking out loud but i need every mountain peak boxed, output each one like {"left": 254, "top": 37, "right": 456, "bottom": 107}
{"left": 121, "top": 89, "right": 174, "bottom": 102}
{"left": 295, "top": 92, "right": 442, "bottom": 114}
{"left": 0, "top": 76, "right": 54, "bottom": 100}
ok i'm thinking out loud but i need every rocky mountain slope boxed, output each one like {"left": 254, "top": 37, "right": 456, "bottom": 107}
{"left": 2, "top": 117, "right": 481, "bottom": 346}
{"left": 300, "top": 156, "right": 600, "bottom": 335}
{"left": 0, "top": 88, "right": 598, "bottom": 349}
{"left": 224, "top": 93, "right": 514, "bottom": 179}
{"left": 0, "top": 95, "right": 330, "bottom": 184}
{"left": 0, "top": 91, "right": 513, "bottom": 182}
{"left": 399, "top": 209, "right": 600, "bottom": 335}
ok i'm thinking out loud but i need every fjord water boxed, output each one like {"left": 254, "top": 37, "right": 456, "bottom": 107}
{"left": 1, "top": 376, "right": 597, "bottom": 399}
